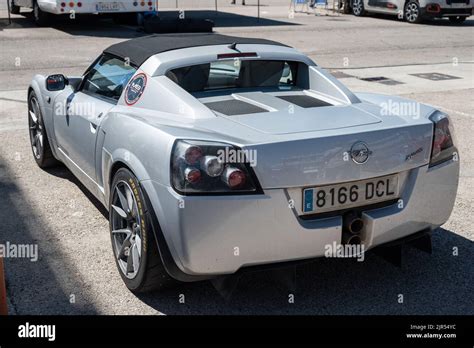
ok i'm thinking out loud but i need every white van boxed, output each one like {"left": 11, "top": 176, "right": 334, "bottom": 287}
{"left": 9, "top": 0, "right": 156, "bottom": 26}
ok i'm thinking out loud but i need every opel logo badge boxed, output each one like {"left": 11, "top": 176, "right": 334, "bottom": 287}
{"left": 350, "top": 141, "right": 372, "bottom": 164}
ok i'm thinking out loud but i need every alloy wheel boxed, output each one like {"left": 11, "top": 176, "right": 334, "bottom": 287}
{"left": 405, "top": 2, "right": 420, "bottom": 23}
{"left": 353, "top": 0, "right": 363, "bottom": 16}
{"left": 111, "top": 180, "right": 143, "bottom": 279}
{"left": 28, "top": 96, "right": 43, "bottom": 160}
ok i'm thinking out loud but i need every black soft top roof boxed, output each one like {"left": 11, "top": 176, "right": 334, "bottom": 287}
{"left": 103, "top": 33, "right": 288, "bottom": 67}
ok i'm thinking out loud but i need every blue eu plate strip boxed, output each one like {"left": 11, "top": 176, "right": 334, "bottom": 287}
{"left": 303, "top": 189, "right": 314, "bottom": 213}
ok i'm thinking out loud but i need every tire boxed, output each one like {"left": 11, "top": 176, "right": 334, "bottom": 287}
{"left": 404, "top": 0, "right": 423, "bottom": 23}
{"left": 343, "top": 0, "right": 351, "bottom": 14}
{"left": 10, "top": 0, "right": 20, "bottom": 15}
{"left": 352, "top": 0, "right": 366, "bottom": 16}
{"left": 28, "top": 91, "right": 59, "bottom": 169}
{"left": 449, "top": 16, "right": 467, "bottom": 24}
{"left": 109, "top": 168, "right": 176, "bottom": 293}
{"left": 33, "top": 1, "right": 50, "bottom": 27}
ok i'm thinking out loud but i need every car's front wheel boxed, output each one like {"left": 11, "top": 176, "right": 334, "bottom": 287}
{"left": 404, "top": 0, "right": 423, "bottom": 23}
{"left": 28, "top": 91, "right": 58, "bottom": 168}
{"left": 109, "top": 168, "right": 175, "bottom": 293}
{"left": 352, "top": 0, "right": 366, "bottom": 16}
{"left": 448, "top": 16, "right": 467, "bottom": 24}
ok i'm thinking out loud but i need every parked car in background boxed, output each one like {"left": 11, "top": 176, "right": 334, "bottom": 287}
{"left": 351, "top": 0, "right": 472, "bottom": 23}
{"left": 9, "top": 0, "right": 156, "bottom": 26}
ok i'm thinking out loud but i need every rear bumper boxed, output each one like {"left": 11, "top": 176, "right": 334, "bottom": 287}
{"left": 40, "top": 1, "right": 154, "bottom": 15}
{"left": 422, "top": 5, "right": 472, "bottom": 17}
{"left": 141, "top": 158, "right": 459, "bottom": 279}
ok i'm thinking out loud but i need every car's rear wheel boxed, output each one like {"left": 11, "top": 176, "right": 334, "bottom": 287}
{"left": 33, "top": 1, "right": 50, "bottom": 26}
{"left": 10, "top": 0, "right": 20, "bottom": 15}
{"left": 28, "top": 91, "right": 58, "bottom": 168}
{"left": 352, "top": 0, "right": 366, "bottom": 16}
{"left": 110, "top": 168, "right": 175, "bottom": 293}
{"left": 404, "top": 0, "right": 423, "bottom": 23}
{"left": 448, "top": 16, "right": 467, "bottom": 24}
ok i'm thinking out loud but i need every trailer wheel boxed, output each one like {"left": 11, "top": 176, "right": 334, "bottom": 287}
{"left": 10, "top": 0, "right": 20, "bottom": 15}
{"left": 33, "top": 1, "right": 50, "bottom": 27}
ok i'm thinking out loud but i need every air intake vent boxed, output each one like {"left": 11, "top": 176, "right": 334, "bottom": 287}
{"left": 205, "top": 99, "right": 268, "bottom": 116}
{"left": 277, "top": 95, "right": 331, "bottom": 108}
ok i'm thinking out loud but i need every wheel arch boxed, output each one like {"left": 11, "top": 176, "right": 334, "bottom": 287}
{"left": 28, "top": 78, "right": 61, "bottom": 160}
{"left": 104, "top": 148, "right": 151, "bottom": 206}
{"left": 107, "top": 156, "right": 205, "bottom": 283}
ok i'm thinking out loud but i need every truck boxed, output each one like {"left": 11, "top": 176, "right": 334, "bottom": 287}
{"left": 9, "top": 0, "right": 157, "bottom": 26}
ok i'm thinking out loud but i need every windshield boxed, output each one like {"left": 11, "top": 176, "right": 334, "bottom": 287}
{"left": 166, "top": 59, "right": 302, "bottom": 93}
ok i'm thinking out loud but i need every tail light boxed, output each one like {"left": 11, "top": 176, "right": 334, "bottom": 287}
{"left": 429, "top": 112, "right": 457, "bottom": 167}
{"left": 171, "top": 140, "right": 261, "bottom": 195}
{"left": 222, "top": 167, "right": 246, "bottom": 189}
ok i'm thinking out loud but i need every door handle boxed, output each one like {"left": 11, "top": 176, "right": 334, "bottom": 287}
{"left": 97, "top": 112, "right": 103, "bottom": 119}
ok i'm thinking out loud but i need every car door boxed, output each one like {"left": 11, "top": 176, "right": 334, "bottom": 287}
{"left": 54, "top": 54, "right": 136, "bottom": 185}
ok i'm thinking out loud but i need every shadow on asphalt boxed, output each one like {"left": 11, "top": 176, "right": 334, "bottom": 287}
{"left": 0, "top": 11, "right": 144, "bottom": 39}
{"left": 365, "top": 12, "right": 474, "bottom": 26}
{"left": 0, "top": 158, "right": 99, "bottom": 315}
{"left": 45, "top": 165, "right": 108, "bottom": 220}
{"left": 0, "top": 9, "right": 298, "bottom": 38}
{"left": 134, "top": 227, "right": 474, "bottom": 314}
{"left": 156, "top": 10, "right": 299, "bottom": 27}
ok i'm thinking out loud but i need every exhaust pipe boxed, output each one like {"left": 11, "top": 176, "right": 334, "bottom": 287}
{"left": 343, "top": 212, "right": 364, "bottom": 235}
{"left": 342, "top": 232, "right": 362, "bottom": 245}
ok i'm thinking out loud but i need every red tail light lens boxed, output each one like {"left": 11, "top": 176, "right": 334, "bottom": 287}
{"left": 223, "top": 167, "right": 246, "bottom": 189}
{"left": 171, "top": 140, "right": 261, "bottom": 195}
{"left": 184, "top": 167, "right": 201, "bottom": 184}
{"left": 184, "top": 146, "right": 203, "bottom": 165}
{"left": 429, "top": 112, "right": 456, "bottom": 167}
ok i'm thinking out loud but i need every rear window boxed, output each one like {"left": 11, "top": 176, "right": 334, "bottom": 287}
{"left": 166, "top": 60, "right": 301, "bottom": 93}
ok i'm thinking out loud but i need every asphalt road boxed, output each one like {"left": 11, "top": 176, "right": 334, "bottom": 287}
{"left": 0, "top": 2, "right": 473, "bottom": 315}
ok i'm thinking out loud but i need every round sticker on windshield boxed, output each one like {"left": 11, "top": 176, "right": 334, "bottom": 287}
{"left": 125, "top": 73, "right": 147, "bottom": 106}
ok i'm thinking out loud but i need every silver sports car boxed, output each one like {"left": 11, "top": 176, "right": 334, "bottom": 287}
{"left": 28, "top": 33, "right": 459, "bottom": 292}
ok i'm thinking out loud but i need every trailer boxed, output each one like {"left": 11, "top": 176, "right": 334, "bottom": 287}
{"left": 9, "top": 0, "right": 157, "bottom": 26}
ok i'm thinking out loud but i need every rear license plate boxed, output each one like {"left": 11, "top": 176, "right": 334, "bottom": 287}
{"left": 302, "top": 174, "right": 399, "bottom": 214}
{"left": 96, "top": 2, "right": 120, "bottom": 11}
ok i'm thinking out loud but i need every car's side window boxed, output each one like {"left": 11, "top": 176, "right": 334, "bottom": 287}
{"left": 81, "top": 54, "right": 137, "bottom": 102}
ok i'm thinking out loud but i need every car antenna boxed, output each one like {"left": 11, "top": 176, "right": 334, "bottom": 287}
{"left": 228, "top": 42, "right": 241, "bottom": 53}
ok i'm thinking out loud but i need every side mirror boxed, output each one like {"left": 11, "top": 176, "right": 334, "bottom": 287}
{"left": 46, "top": 74, "right": 68, "bottom": 91}
{"left": 68, "top": 77, "right": 82, "bottom": 92}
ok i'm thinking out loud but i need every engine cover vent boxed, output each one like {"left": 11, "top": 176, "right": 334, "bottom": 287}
{"left": 204, "top": 99, "right": 268, "bottom": 116}
{"left": 277, "top": 95, "right": 331, "bottom": 108}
